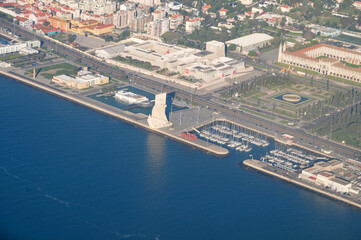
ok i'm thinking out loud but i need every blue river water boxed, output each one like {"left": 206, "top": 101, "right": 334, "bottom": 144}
{"left": 0, "top": 75, "right": 361, "bottom": 240}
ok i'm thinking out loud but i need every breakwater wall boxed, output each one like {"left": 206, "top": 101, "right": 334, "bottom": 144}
{"left": 0, "top": 70, "right": 229, "bottom": 157}
{"left": 243, "top": 159, "right": 361, "bottom": 210}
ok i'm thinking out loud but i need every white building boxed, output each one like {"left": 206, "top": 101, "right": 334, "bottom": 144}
{"left": 0, "top": 40, "right": 41, "bottom": 55}
{"left": 185, "top": 17, "right": 202, "bottom": 33}
{"left": 299, "top": 160, "right": 359, "bottom": 194}
{"left": 147, "top": 18, "right": 169, "bottom": 37}
{"left": 52, "top": 70, "right": 109, "bottom": 89}
{"left": 206, "top": 40, "right": 226, "bottom": 58}
{"left": 106, "top": 38, "right": 248, "bottom": 83}
{"left": 226, "top": 33, "right": 274, "bottom": 54}
{"left": 169, "top": 14, "right": 183, "bottom": 30}
{"left": 240, "top": 0, "right": 253, "bottom": 6}
{"left": 128, "top": 0, "right": 161, "bottom": 7}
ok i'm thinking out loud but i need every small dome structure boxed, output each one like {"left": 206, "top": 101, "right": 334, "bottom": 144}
{"left": 302, "top": 31, "right": 315, "bottom": 40}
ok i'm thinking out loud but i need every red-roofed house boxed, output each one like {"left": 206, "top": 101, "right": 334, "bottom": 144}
{"left": 14, "top": 16, "right": 33, "bottom": 28}
{"left": 279, "top": 5, "right": 292, "bottom": 13}
{"left": 29, "top": 12, "right": 51, "bottom": 24}
{"left": 201, "top": 4, "right": 211, "bottom": 14}
{"left": 30, "top": 24, "right": 61, "bottom": 36}
{"left": 218, "top": 8, "right": 228, "bottom": 18}
{"left": 20, "top": 10, "right": 33, "bottom": 18}
{"left": 353, "top": 1, "right": 361, "bottom": 10}
{"left": 185, "top": 17, "right": 203, "bottom": 33}
{"left": 169, "top": 14, "right": 183, "bottom": 30}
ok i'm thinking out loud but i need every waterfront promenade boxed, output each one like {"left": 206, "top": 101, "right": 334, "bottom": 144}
{"left": 243, "top": 159, "right": 361, "bottom": 210}
{"left": 0, "top": 70, "right": 229, "bottom": 157}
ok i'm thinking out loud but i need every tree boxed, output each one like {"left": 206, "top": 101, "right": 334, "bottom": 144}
{"left": 248, "top": 50, "right": 258, "bottom": 57}
{"left": 326, "top": 79, "right": 329, "bottom": 90}
{"left": 227, "top": 44, "right": 237, "bottom": 51}
{"left": 67, "top": 34, "right": 76, "bottom": 43}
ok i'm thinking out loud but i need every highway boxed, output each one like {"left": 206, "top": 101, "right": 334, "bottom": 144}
{"left": 1, "top": 20, "right": 360, "bottom": 159}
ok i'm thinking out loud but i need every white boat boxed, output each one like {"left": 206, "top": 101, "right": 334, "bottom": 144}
{"left": 115, "top": 90, "right": 151, "bottom": 107}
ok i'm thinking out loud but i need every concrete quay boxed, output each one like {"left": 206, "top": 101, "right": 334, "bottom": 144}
{"left": 0, "top": 70, "right": 229, "bottom": 157}
{"left": 243, "top": 159, "right": 361, "bottom": 210}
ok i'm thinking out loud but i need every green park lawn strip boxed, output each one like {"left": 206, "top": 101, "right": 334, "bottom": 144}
{"left": 272, "top": 108, "right": 298, "bottom": 119}
{"left": 325, "top": 75, "right": 361, "bottom": 87}
{"left": 239, "top": 107, "right": 276, "bottom": 120}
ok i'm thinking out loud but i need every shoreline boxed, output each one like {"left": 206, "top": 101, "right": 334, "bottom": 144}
{"left": 243, "top": 159, "right": 361, "bottom": 210}
{"left": 0, "top": 70, "right": 229, "bottom": 157}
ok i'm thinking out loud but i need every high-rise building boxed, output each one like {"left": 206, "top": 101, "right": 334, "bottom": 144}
{"left": 128, "top": 0, "right": 161, "bottom": 7}
{"left": 147, "top": 18, "right": 169, "bottom": 37}
{"left": 169, "top": 14, "right": 183, "bottom": 30}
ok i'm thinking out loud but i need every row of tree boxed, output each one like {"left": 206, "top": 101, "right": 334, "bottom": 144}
{"left": 310, "top": 102, "right": 361, "bottom": 140}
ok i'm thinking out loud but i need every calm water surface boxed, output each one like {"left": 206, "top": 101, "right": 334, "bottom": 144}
{"left": 0, "top": 76, "right": 361, "bottom": 240}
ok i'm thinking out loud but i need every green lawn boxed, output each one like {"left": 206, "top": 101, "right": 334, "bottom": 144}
{"left": 333, "top": 34, "right": 361, "bottom": 46}
{"left": 239, "top": 107, "right": 276, "bottom": 120}
{"left": 161, "top": 31, "right": 182, "bottom": 42}
{"left": 25, "top": 63, "right": 79, "bottom": 80}
{"left": 325, "top": 75, "right": 361, "bottom": 87}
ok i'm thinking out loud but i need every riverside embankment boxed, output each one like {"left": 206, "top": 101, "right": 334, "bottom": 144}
{"left": 243, "top": 159, "right": 361, "bottom": 210}
{"left": 0, "top": 70, "right": 229, "bottom": 157}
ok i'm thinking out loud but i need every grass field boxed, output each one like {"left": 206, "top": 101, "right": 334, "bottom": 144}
{"left": 333, "top": 34, "right": 361, "bottom": 46}
{"left": 25, "top": 63, "right": 79, "bottom": 80}
{"left": 161, "top": 31, "right": 182, "bottom": 42}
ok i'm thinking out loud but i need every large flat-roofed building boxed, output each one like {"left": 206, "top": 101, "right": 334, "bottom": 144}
{"left": 278, "top": 43, "right": 361, "bottom": 83}
{"left": 103, "top": 38, "right": 247, "bottom": 83}
{"left": 299, "top": 160, "right": 358, "bottom": 194}
{"left": 52, "top": 70, "right": 109, "bottom": 89}
{"left": 0, "top": 40, "right": 40, "bottom": 55}
{"left": 226, "top": 33, "right": 273, "bottom": 54}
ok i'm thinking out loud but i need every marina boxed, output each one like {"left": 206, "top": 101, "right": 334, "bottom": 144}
{"left": 197, "top": 121, "right": 270, "bottom": 153}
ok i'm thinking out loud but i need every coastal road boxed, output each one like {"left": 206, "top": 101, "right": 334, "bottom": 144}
{"left": 2, "top": 21, "right": 360, "bottom": 159}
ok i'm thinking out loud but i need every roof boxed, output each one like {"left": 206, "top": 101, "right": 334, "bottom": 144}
{"left": 226, "top": 33, "right": 273, "bottom": 47}
{"left": 333, "top": 177, "right": 351, "bottom": 186}
{"left": 15, "top": 16, "right": 29, "bottom": 22}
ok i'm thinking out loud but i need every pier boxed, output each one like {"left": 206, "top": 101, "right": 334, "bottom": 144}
{"left": 243, "top": 159, "right": 361, "bottom": 210}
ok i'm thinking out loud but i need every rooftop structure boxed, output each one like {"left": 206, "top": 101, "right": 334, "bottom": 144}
{"left": 226, "top": 33, "right": 274, "bottom": 54}
{"left": 0, "top": 40, "right": 40, "bottom": 55}
{"left": 102, "top": 38, "right": 248, "bottom": 85}
{"left": 52, "top": 70, "right": 109, "bottom": 89}
{"left": 300, "top": 159, "right": 357, "bottom": 194}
